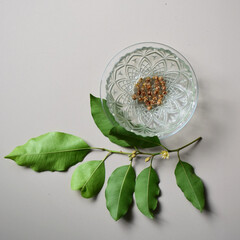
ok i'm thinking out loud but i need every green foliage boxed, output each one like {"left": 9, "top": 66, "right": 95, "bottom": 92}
{"left": 110, "top": 126, "right": 161, "bottom": 149}
{"left": 71, "top": 160, "right": 105, "bottom": 198}
{"left": 5, "top": 132, "right": 90, "bottom": 172}
{"left": 105, "top": 165, "right": 136, "bottom": 220}
{"left": 175, "top": 160, "right": 205, "bottom": 211}
{"left": 135, "top": 166, "right": 160, "bottom": 219}
{"left": 90, "top": 94, "right": 131, "bottom": 147}
{"left": 4, "top": 94, "right": 206, "bottom": 220}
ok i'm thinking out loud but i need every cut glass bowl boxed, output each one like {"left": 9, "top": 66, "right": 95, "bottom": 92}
{"left": 100, "top": 42, "right": 198, "bottom": 139}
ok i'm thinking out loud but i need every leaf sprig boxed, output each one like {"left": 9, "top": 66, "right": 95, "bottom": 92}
{"left": 4, "top": 94, "right": 205, "bottom": 220}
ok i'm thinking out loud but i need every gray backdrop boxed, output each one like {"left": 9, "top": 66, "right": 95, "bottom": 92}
{"left": 1, "top": 0, "right": 240, "bottom": 239}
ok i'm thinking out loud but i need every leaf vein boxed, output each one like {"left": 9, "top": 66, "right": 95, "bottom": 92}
{"left": 81, "top": 160, "right": 104, "bottom": 191}
{"left": 179, "top": 161, "right": 201, "bottom": 210}
{"left": 6, "top": 148, "right": 91, "bottom": 158}
{"left": 115, "top": 165, "right": 132, "bottom": 218}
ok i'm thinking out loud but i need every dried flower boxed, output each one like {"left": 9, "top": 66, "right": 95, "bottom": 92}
{"left": 132, "top": 76, "right": 167, "bottom": 110}
{"left": 132, "top": 94, "right": 137, "bottom": 100}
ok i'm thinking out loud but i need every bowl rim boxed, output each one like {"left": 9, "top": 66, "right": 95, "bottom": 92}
{"left": 100, "top": 42, "right": 199, "bottom": 139}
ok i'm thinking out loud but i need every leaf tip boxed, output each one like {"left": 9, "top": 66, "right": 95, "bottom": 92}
{"left": 146, "top": 213, "right": 154, "bottom": 219}
{"left": 142, "top": 211, "right": 154, "bottom": 219}
{"left": 199, "top": 205, "right": 204, "bottom": 212}
{"left": 90, "top": 93, "right": 96, "bottom": 100}
{"left": 4, "top": 153, "right": 17, "bottom": 160}
{"left": 111, "top": 214, "right": 120, "bottom": 221}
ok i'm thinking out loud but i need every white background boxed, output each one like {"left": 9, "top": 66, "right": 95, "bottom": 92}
{"left": 1, "top": 0, "right": 240, "bottom": 239}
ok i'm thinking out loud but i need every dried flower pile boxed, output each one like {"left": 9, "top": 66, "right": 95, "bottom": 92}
{"left": 132, "top": 76, "right": 167, "bottom": 110}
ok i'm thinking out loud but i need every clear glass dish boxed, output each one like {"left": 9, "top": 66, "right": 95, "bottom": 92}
{"left": 100, "top": 42, "right": 198, "bottom": 139}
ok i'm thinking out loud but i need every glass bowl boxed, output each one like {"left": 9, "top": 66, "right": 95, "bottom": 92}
{"left": 100, "top": 42, "right": 198, "bottom": 139}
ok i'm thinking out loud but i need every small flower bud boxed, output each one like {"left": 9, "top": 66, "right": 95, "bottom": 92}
{"left": 145, "top": 157, "right": 151, "bottom": 162}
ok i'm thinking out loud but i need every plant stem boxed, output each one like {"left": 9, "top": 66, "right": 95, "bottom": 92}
{"left": 150, "top": 156, "right": 154, "bottom": 167}
{"left": 137, "top": 150, "right": 159, "bottom": 156}
{"left": 103, "top": 152, "right": 112, "bottom": 161}
{"left": 168, "top": 137, "right": 202, "bottom": 152}
{"left": 177, "top": 150, "right": 181, "bottom": 161}
{"left": 79, "top": 136, "right": 202, "bottom": 161}
{"left": 90, "top": 147, "right": 131, "bottom": 155}
{"left": 159, "top": 143, "right": 170, "bottom": 151}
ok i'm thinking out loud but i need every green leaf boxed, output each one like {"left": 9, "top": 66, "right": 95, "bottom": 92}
{"left": 175, "top": 160, "right": 205, "bottom": 211}
{"left": 5, "top": 132, "right": 90, "bottom": 172}
{"left": 90, "top": 94, "right": 131, "bottom": 147}
{"left": 105, "top": 165, "right": 136, "bottom": 221}
{"left": 109, "top": 126, "right": 161, "bottom": 148}
{"left": 71, "top": 160, "right": 105, "bottom": 198}
{"left": 135, "top": 166, "right": 160, "bottom": 219}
